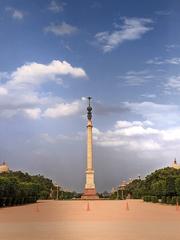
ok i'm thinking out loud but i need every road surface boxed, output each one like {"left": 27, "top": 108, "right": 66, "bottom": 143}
{"left": 0, "top": 200, "right": 180, "bottom": 240}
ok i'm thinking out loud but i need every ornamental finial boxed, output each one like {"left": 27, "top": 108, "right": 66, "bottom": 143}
{"left": 87, "top": 97, "right": 92, "bottom": 120}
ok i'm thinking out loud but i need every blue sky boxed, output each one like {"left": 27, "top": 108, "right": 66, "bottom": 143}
{"left": 0, "top": 0, "right": 180, "bottom": 191}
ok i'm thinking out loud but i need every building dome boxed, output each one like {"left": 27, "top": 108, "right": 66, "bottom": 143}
{"left": 0, "top": 162, "right": 9, "bottom": 173}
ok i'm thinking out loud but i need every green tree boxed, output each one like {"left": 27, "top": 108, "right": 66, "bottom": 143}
{"left": 175, "top": 177, "right": 180, "bottom": 196}
{"left": 166, "top": 177, "right": 176, "bottom": 196}
{"left": 151, "top": 180, "right": 166, "bottom": 197}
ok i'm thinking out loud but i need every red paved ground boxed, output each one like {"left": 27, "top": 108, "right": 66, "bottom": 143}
{"left": 0, "top": 199, "right": 180, "bottom": 240}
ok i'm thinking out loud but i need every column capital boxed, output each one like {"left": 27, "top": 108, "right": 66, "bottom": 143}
{"left": 87, "top": 119, "right": 93, "bottom": 127}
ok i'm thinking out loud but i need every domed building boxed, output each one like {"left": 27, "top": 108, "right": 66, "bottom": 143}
{"left": 171, "top": 158, "right": 180, "bottom": 170}
{"left": 0, "top": 162, "right": 9, "bottom": 173}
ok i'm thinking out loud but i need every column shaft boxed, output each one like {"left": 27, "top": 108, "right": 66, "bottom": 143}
{"left": 87, "top": 120, "right": 93, "bottom": 170}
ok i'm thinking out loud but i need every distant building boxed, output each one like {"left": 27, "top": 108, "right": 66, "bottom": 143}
{"left": 119, "top": 180, "right": 127, "bottom": 189}
{"left": 0, "top": 162, "right": 9, "bottom": 173}
{"left": 111, "top": 187, "right": 116, "bottom": 194}
{"left": 102, "top": 191, "right": 110, "bottom": 198}
{"left": 171, "top": 158, "right": 180, "bottom": 170}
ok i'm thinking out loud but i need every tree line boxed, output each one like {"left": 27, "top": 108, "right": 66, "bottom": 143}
{"left": 0, "top": 170, "right": 81, "bottom": 207}
{"left": 112, "top": 167, "right": 180, "bottom": 204}
{"left": 0, "top": 171, "right": 54, "bottom": 207}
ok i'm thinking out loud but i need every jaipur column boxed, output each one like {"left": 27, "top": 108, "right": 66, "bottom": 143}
{"left": 81, "top": 97, "right": 99, "bottom": 200}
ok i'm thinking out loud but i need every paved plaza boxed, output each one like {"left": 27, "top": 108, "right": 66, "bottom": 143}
{"left": 0, "top": 200, "right": 180, "bottom": 240}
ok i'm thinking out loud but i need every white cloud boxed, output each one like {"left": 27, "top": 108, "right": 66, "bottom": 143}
{"left": 48, "top": 1, "right": 66, "bottom": 13}
{"left": 92, "top": 127, "right": 101, "bottom": 135}
{"left": 0, "top": 87, "right": 8, "bottom": 95}
{"left": 155, "top": 10, "right": 172, "bottom": 16}
{"left": 125, "top": 101, "right": 180, "bottom": 125}
{"left": 117, "top": 126, "right": 159, "bottom": 136}
{"left": 95, "top": 17, "right": 153, "bottom": 52}
{"left": 12, "top": 10, "right": 24, "bottom": 19}
{"left": 0, "top": 60, "right": 87, "bottom": 119}
{"left": 93, "top": 119, "right": 180, "bottom": 154}
{"left": 45, "top": 22, "right": 78, "bottom": 36}
{"left": 165, "top": 75, "right": 180, "bottom": 91}
{"left": 118, "top": 70, "right": 154, "bottom": 86}
{"left": 6, "top": 7, "right": 24, "bottom": 20}
{"left": 40, "top": 132, "right": 82, "bottom": 143}
{"left": 165, "top": 44, "right": 180, "bottom": 51}
{"left": 43, "top": 100, "right": 81, "bottom": 118}
{"left": 40, "top": 133, "right": 55, "bottom": 143}
{"left": 115, "top": 120, "right": 153, "bottom": 129}
{"left": 141, "top": 94, "right": 156, "bottom": 99}
{"left": 114, "top": 120, "right": 158, "bottom": 137}
{"left": 161, "top": 128, "right": 180, "bottom": 141}
{"left": 7, "top": 60, "right": 87, "bottom": 89}
{"left": 93, "top": 120, "right": 161, "bottom": 151}
{"left": 147, "top": 57, "right": 180, "bottom": 65}
{"left": 24, "top": 108, "right": 42, "bottom": 119}
{"left": 0, "top": 109, "right": 18, "bottom": 118}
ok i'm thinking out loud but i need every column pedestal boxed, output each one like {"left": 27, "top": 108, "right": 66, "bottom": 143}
{"left": 81, "top": 188, "right": 99, "bottom": 200}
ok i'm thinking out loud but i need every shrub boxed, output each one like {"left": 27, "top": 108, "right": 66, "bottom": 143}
{"left": 166, "top": 196, "right": 172, "bottom": 204}
{"left": 171, "top": 196, "right": 177, "bottom": 205}
{"left": 177, "top": 196, "right": 180, "bottom": 204}
{"left": 151, "top": 196, "right": 158, "bottom": 203}
{"left": 148, "top": 196, "right": 151, "bottom": 202}
{"left": 143, "top": 196, "right": 152, "bottom": 202}
{"left": 161, "top": 196, "right": 166, "bottom": 203}
{"left": 143, "top": 196, "right": 148, "bottom": 202}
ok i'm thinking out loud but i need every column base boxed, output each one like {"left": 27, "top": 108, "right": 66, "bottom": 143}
{"left": 81, "top": 188, "right": 99, "bottom": 200}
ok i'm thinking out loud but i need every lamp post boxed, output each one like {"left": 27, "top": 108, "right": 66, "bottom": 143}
{"left": 116, "top": 186, "right": 120, "bottom": 200}
{"left": 61, "top": 188, "right": 64, "bottom": 200}
{"left": 120, "top": 181, "right": 126, "bottom": 200}
{"left": 54, "top": 184, "right": 59, "bottom": 200}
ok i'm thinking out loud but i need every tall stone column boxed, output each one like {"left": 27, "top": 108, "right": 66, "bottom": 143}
{"left": 81, "top": 97, "right": 99, "bottom": 199}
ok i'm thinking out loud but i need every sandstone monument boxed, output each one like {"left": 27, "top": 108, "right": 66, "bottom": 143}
{"left": 0, "top": 162, "right": 9, "bottom": 173}
{"left": 171, "top": 158, "right": 180, "bottom": 169}
{"left": 81, "top": 97, "right": 99, "bottom": 199}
